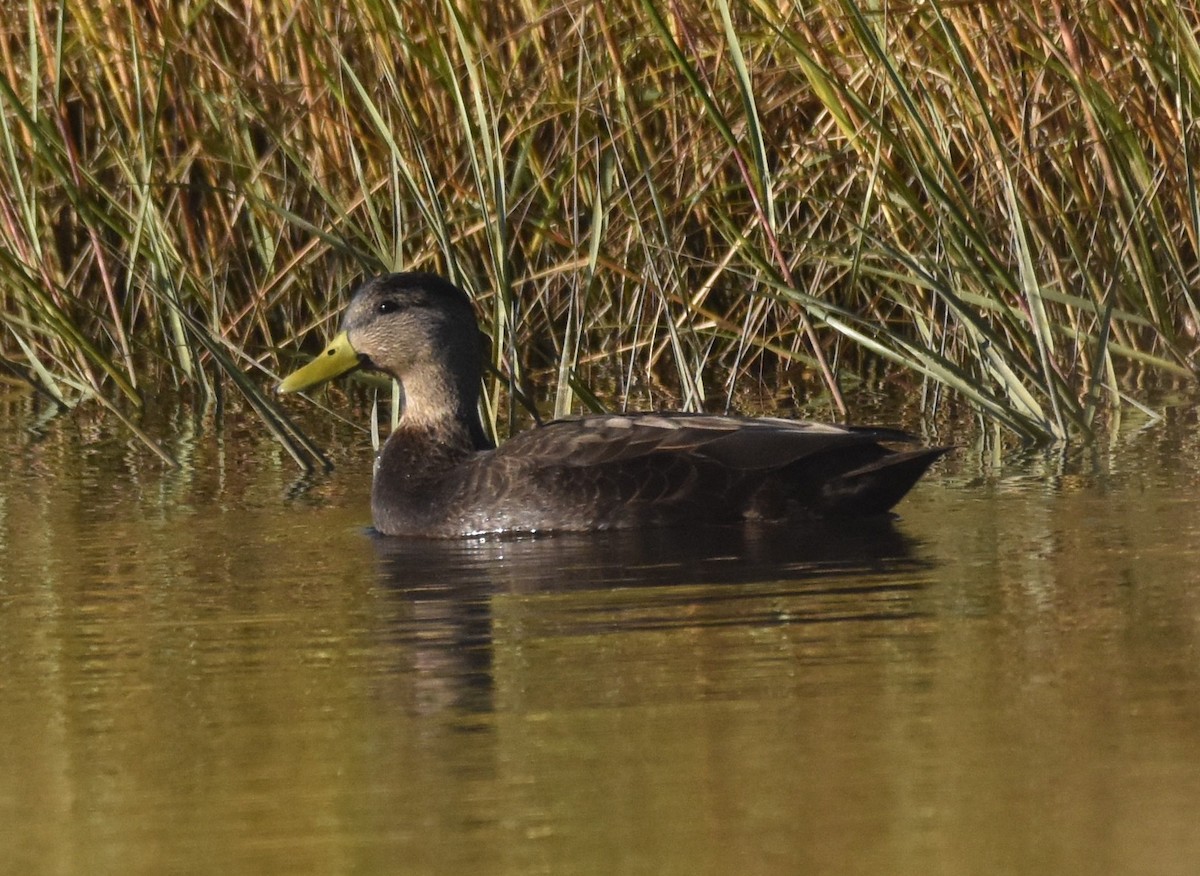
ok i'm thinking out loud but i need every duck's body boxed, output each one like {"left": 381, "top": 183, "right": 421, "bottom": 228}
{"left": 279, "top": 273, "right": 948, "bottom": 538}
{"left": 370, "top": 413, "right": 945, "bottom": 537}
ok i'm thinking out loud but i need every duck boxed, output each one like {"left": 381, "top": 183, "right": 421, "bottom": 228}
{"left": 278, "top": 272, "right": 948, "bottom": 538}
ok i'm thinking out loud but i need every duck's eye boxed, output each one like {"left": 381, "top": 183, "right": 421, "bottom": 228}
{"left": 377, "top": 299, "right": 400, "bottom": 315}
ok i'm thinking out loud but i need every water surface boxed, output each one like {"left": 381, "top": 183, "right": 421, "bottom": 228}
{"left": 2, "top": 401, "right": 1199, "bottom": 875}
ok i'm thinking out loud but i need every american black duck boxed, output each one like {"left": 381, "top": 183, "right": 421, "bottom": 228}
{"left": 278, "top": 272, "right": 948, "bottom": 537}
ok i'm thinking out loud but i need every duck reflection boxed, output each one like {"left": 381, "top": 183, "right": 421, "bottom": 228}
{"left": 367, "top": 520, "right": 931, "bottom": 715}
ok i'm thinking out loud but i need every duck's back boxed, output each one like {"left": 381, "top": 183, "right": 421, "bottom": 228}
{"left": 374, "top": 413, "right": 947, "bottom": 537}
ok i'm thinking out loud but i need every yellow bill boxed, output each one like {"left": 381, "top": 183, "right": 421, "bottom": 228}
{"left": 277, "top": 330, "right": 362, "bottom": 394}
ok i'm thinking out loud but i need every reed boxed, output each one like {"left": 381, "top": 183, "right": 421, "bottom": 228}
{"left": 1, "top": 0, "right": 1197, "bottom": 459}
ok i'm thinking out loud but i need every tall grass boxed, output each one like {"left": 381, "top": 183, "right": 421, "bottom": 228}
{"left": 1, "top": 0, "right": 1198, "bottom": 460}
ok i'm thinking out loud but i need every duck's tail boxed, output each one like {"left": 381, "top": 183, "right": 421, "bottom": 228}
{"left": 813, "top": 446, "right": 952, "bottom": 516}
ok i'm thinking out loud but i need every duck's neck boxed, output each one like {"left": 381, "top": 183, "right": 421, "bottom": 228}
{"left": 371, "top": 368, "right": 491, "bottom": 533}
{"left": 392, "top": 364, "right": 494, "bottom": 453}
{"left": 372, "top": 370, "right": 488, "bottom": 526}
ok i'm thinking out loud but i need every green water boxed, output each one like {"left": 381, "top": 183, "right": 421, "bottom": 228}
{"left": 2, "top": 401, "right": 1199, "bottom": 875}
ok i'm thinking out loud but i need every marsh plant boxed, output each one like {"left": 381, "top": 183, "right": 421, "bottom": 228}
{"left": 1, "top": 0, "right": 1198, "bottom": 464}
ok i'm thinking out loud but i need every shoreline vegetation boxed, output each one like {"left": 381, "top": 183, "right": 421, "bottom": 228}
{"left": 1, "top": 0, "right": 1198, "bottom": 466}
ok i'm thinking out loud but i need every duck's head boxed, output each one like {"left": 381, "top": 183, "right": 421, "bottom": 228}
{"left": 278, "top": 273, "right": 486, "bottom": 431}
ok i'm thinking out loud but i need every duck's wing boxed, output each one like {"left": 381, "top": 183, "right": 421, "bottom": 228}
{"left": 499, "top": 413, "right": 916, "bottom": 469}
{"left": 478, "top": 413, "right": 946, "bottom": 524}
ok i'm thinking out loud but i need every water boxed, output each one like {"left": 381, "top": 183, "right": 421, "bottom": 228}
{"left": 2, "top": 400, "right": 1199, "bottom": 875}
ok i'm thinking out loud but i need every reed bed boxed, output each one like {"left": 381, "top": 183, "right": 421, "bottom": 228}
{"left": 1, "top": 0, "right": 1198, "bottom": 463}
